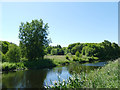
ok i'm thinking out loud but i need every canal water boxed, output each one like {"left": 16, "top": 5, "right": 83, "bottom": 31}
{"left": 2, "top": 61, "right": 107, "bottom": 88}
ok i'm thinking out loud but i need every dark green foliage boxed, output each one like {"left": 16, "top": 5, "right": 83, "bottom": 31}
{"left": 51, "top": 48, "right": 58, "bottom": 55}
{"left": 46, "top": 45, "right": 69, "bottom": 55}
{"left": 19, "top": 19, "right": 50, "bottom": 60}
{"left": 24, "top": 59, "right": 56, "bottom": 69}
{"left": 0, "top": 51, "right": 6, "bottom": 62}
{"left": 56, "top": 45, "right": 62, "bottom": 49}
{"left": 69, "top": 44, "right": 84, "bottom": 55}
{"left": 5, "top": 44, "right": 21, "bottom": 62}
{"left": 2, "top": 59, "right": 56, "bottom": 71}
{"left": 62, "top": 47, "right": 69, "bottom": 55}
{"left": 0, "top": 51, "right": 2, "bottom": 62}
{"left": 1, "top": 41, "right": 10, "bottom": 54}
{"left": 46, "top": 46, "right": 52, "bottom": 54}
{"left": 68, "top": 40, "right": 120, "bottom": 61}
{"left": 75, "top": 51, "right": 80, "bottom": 57}
{"left": 57, "top": 48, "right": 64, "bottom": 55}
{"left": 68, "top": 43, "right": 80, "bottom": 54}
{"left": 2, "top": 62, "right": 25, "bottom": 71}
{"left": 19, "top": 41, "right": 27, "bottom": 58}
{"left": 65, "top": 55, "right": 69, "bottom": 60}
{"left": 51, "top": 48, "right": 64, "bottom": 55}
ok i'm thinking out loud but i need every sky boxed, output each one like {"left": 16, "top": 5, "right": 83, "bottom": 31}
{"left": 1, "top": 2, "right": 118, "bottom": 47}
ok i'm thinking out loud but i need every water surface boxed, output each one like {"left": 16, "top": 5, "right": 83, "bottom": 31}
{"left": 2, "top": 61, "right": 107, "bottom": 88}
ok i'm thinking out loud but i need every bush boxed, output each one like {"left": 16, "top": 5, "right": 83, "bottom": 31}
{"left": 73, "top": 56, "right": 76, "bottom": 61}
{"left": 20, "top": 57, "right": 28, "bottom": 62}
{"left": 75, "top": 51, "right": 80, "bottom": 57}
{"left": 0, "top": 51, "right": 1, "bottom": 62}
{"left": 0, "top": 51, "right": 6, "bottom": 62}
{"left": 66, "top": 55, "right": 69, "bottom": 60}
{"left": 6, "top": 44, "right": 21, "bottom": 62}
{"left": 73, "top": 56, "right": 79, "bottom": 61}
{"left": 51, "top": 49, "right": 57, "bottom": 55}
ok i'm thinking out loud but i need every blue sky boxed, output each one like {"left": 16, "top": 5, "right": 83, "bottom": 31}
{"left": 1, "top": 2, "right": 118, "bottom": 47}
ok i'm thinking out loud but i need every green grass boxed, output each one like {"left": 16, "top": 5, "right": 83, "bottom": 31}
{"left": 2, "top": 58, "right": 57, "bottom": 71}
{"left": 2, "top": 62, "right": 26, "bottom": 71}
{"left": 46, "top": 58, "right": 119, "bottom": 88}
{"left": 2, "top": 55, "right": 73, "bottom": 71}
{"left": 84, "top": 58, "right": 119, "bottom": 88}
{"left": 2, "top": 55, "right": 75, "bottom": 71}
{"left": 44, "top": 55, "right": 73, "bottom": 65}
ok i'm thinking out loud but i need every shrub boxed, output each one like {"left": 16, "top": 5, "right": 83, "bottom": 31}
{"left": 73, "top": 56, "right": 79, "bottom": 61}
{"left": 73, "top": 56, "right": 76, "bottom": 61}
{"left": 20, "top": 57, "right": 28, "bottom": 62}
{"left": 75, "top": 51, "right": 80, "bottom": 57}
{"left": 6, "top": 44, "right": 21, "bottom": 62}
{"left": 51, "top": 49, "right": 57, "bottom": 55}
{"left": 66, "top": 55, "right": 69, "bottom": 60}
{"left": 0, "top": 51, "right": 6, "bottom": 62}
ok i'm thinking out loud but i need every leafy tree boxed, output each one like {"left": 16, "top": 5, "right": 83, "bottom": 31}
{"left": 6, "top": 44, "right": 21, "bottom": 62}
{"left": 0, "top": 51, "right": 2, "bottom": 62}
{"left": 51, "top": 48, "right": 57, "bottom": 55}
{"left": 1, "top": 41, "right": 10, "bottom": 54}
{"left": 66, "top": 55, "right": 69, "bottom": 60}
{"left": 111, "top": 42, "right": 120, "bottom": 58}
{"left": 19, "top": 19, "right": 50, "bottom": 60}
{"left": 68, "top": 43, "right": 79, "bottom": 53}
{"left": 0, "top": 51, "right": 6, "bottom": 62}
{"left": 71, "top": 47, "right": 77, "bottom": 55}
{"left": 19, "top": 41, "right": 27, "bottom": 58}
{"left": 57, "top": 48, "right": 64, "bottom": 55}
{"left": 75, "top": 51, "right": 80, "bottom": 57}
{"left": 63, "top": 47, "right": 69, "bottom": 55}
{"left": 56, "top": 45, "right": 62, "bottom": 49}
{"left": 46, "top": 46, "right": 52, "bottom": 54}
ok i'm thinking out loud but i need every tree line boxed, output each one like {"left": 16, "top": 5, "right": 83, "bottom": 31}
{"left": 46, "top": 40, "right": 120, "bottom": 60}
{"left": 0, "top": 19, "right": 120, "bottom": 63}
{"left": 1, "top": 39, "right": 120, "bottom": 62}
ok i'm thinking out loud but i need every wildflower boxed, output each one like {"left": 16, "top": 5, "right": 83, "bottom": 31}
{"left": 49, "top": 85, "right": 54, "bottom": 87}
{"left": 53, "top": 80, "right": 57, "bottom": 84}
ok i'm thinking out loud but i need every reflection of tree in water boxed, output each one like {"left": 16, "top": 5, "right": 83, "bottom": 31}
{"left": 2, "top": 69, "right": 48, "bottom": 88}
{"left": 2, "top": 71, "right": 25, "bottom": 88}
{"left": 22, "top": 70, "right": 48, "bottom": 88}
{"left": 52, "top": 67, "right": 62, "bottom": 75}
{"left": 57, "top": 68, "right": 62, "bottom": 75}
{"left": 67, "top": 63, "right": 99, "bottom": 75}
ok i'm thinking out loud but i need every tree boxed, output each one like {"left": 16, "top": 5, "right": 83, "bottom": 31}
{"left": 75, "top": 51, "right": 80, "bottom": 57}
{"left": 0, "top": 51, "right": 6, "bottom": 62}
{"left": 46, "top": 46, "right": 52, "bottom": 54}
{"left": 51, "top": 49, "right": 57, "bottom": 55}
{"left": 6, "top": 44, "right": 21, "bottom": 62}
{"left": 56, "top": 45, "right": 62, "bottom": 49}
{"left": 1, "top": 41, "right": 10, "bottom": 54}
{"left": 57, "top": 48, "right": 64, "bottom": 55}
{"left": 19, "top": 19, "right": 50, "bottom": 60}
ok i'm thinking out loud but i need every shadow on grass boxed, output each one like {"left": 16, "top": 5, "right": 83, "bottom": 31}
{"left": 23, "top": 59, "right": 57, "bottom": 70}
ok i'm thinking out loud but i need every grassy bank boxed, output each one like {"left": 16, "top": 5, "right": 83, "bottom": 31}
{"left": 2, "top": 55, "right": 119, "bottom": 72}
{"left": 2, "top": 59, "right": 56, "bottom": 71}
{"left": 44, "top": 55, "right": 73, "bottom": 65}
{"left": 2, "top": 55, "right": 73, "bottom": 71}
{"left": 47, "top": 58, "right": 119, "bottom": 88}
